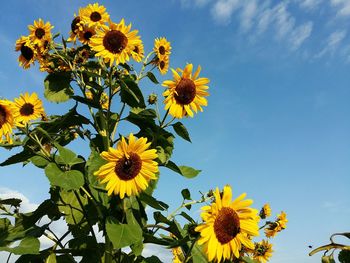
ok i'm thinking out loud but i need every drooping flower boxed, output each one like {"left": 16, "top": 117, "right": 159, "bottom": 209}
{"left": 12, "top": 92, "right": 45, "bottom": 127}
{"left": 260, "top": 203, "right": 272, "bottom": 219}
{"left": 252, "top": 240, "right": 273, "bottom": 263}
{"left": 28, "top": 19, "right": 53, "bottom": 47}
{"left": 0, "top": 100, "right": 15, "bottom": 144}
{"left": 131, "top": 42, "right": 144, "bottom": 62}
{"left": 85, "top": 90, "right": 109, "bottom": 110}
{"left": 67, "top": 14, "right": 84, "bottom": 43}
{"left": 156, "top": 55, "right": 169, "bottom": 75}
{"left": 94, "top": 134, "right": 158, "bottom": 199}
{"left": 195, "top": 185, "right": 259, "bottom": 262}
{"left": 89, "top": 19, "right": 142, "bottom": 66}
{"left": 162, "top": 64, "right": 209, "bottom": 118}
{"left": 172, "top": 246, "right": 185, "bottom": 263}
{"left": 265, "top": 211, "right": 288, "bottom": 238}
{"left": 15, "top": 36, "right": 36, "bottom": 69}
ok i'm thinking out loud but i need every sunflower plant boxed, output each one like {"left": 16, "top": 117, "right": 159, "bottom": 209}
{"left": 0, "top": 3, "right": 287, "bottom": 263}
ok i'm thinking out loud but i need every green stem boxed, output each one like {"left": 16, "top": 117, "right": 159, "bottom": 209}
{"left": 160, "top": 109, "right": 169, "bottom": 127}
{"left": 309, "top": 243, "right": 350, "bottom": 256}
{"left": 105, "top": 235, "right": 113, "bottom": 263}
{"left": 111, "top": 103, "right": 126, "bottom": 144}
{"left": 184, "top": 238, "right": 199, "bottom": 262}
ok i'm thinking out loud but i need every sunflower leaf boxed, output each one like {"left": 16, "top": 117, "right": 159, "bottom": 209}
{"left": 172, "top": 122, "right": 191, "bottom": 142}
{"left": 0, "top": 237, "right": 40, "bottom": 255}
{"left": 45, "top": 163, "right": 84, "bottom": 190}
{"left": 178, "top": 166, "right": 201, "bottom": 179}
{"left": 146, "top": 72, "right": 159, "bottom": 84}
{"left": 44, "top": 72, "right": 73, "bottom": 103}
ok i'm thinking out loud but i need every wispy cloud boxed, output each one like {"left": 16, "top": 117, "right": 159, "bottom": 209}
{"left": 298, "top": 0, "right": 323, "bottom": 10}
{"left": 330, "top": 0, "right": 350, "bottom": 17}
{"left": 316, "top": 29, "right": 347, "bottom": 57}
{"left": 289, "top": 21, "right": 314, "bottom": 50}
{"left": 211, "top": 0, "right": 240, "bottom": 24}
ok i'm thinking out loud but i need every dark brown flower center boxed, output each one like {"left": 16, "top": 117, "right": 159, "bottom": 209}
{"left": 114, "top": 153, "right": 142, "bottom": 181}
{"left": 159, "top": 46, "right": 166, "bottom": 55}
{"left": 71, "top": 16, "right": 81, "bottom": 32}
{"left": 256, "top": 244, "right": 268, "bottom": 256}
{"left": 214, "top": 207, "right": 240, "bottom": 244}
{"left": 103, "top": 30, "right": 128, "bottom": 54}
{"left": 0, "top": 105, "right": 7, "bottom": 128}
{"left": 159, "top": 61, "right": 165, "bottom": 70}
{"left": 35, "top": 28, "right": 45, "bottom": 39}
{"left": 83, "top": 31, "right": 93, "bottom": 40}
{"left": 174, "top": 78, "right": 196, "bottom": 105}
{"left": 90, "top": 11, "right": 102, "bottom": 22}
{"left": 20, "top": 103, "right": 34, "bottom": 116}
{"left": 20, "top": 44, "right": 34, "bottom": 61}
{"left": 134, "top": 46, "right": 139, "bottom": 54}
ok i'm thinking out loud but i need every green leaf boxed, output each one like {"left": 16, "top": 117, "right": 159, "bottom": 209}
{"left": 339, "top": 250, "right": 350, "bottom": 263}
{"left": 106, "top": 213, "right": 142, "bottom": 249}
{"left": 46, "top": 253, "right": 57, "bottom": 263}
{"left": 179, "top": 166, "right": 201, "bottom": 179}
{"left": 0, "top": 237, "right": 40, "bottom": 255}
{"left": 146, "top": 72, "right": 159, "bottom": 84}
{"left": 165, "top": 160, "right": 182, "bottom": 174}
{"left": 142, "top": 256, "right": 162, "bottom": 263}
{"left": 322, "top": 255, "right": 336, "bottom": 263}
{"left": 192, "top": 243, "right": 208, "bottom": 263}
{"left": 45, "top": 163, "right": 84, "bottom": 190}
{"left": 0, "top": 198, "right": 22, "bottom": 207}
{"left": 58, "top": 190, "right": 86, "bottom": 225}
{"left": 181, "top": 189, "right": 191, "bottom": 200}
{"left": 139, "top": 193, "right": 169, "bottom": 211}
{"left": 172, "top": 122, "right": 191, "bottom": 142}
{"left": 120, "top": 77, "right": 146, "bottom": 108}
{"left": 54, "top": 143, "right": 84, "bottom": 166}
{"left": 30, "top": 155, "right": 50, "bottom": 168}
{"left": 44, "top": 72, "right": 73, "bottom": 103}
{"left": 0, "top": 149, "right": 35, "bottom": 166}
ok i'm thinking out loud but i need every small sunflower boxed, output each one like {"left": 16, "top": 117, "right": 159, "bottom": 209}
{"left": 195, "top": 185, "right": 259, "bottom": 262}
{"left": 131, "top": 42, "right": 144, "bottom": 62}
{"left": 154, "top": 37, "right": 171, "bottom": 58}
{"left": 264, "top": 211, "right": 288, "bottom": 238}
{"left": 15, "top": 36, "right": 36, "bottom": 69}
{"left": 252, "top": 240, "right": 273, "bottom": 263}
{"left": 78, "top": 24, "right": 96, "bottom": 45}
{"left": 28, "top": 19, "right": 53, "bottom": 46}
{"left": 0, "top": 100, "right": 15, "bottom": 144}
{"left": 156, "top": 55, "right": 169, "bottom": 75}
{"left": 89, "top": 19, "right": 142, "bottom": 66}
{"left": 13, "top": 92, "right": 45, "bottom": 126}
{"left": 259, "top": 203, "right": 272, "bottom": 219}
{"left": 94, "top": 134, "right": 158, "bottom": 199}
{"left": 162, "top": 64, "right": 209, "bottom": 119}
{"left": 80, "top": 3, "right": 109, "bottom": 28}
{"left": 85, "top": 90, "right": 109, "bottom": 110}
{"left": 172, "top": 246, "right": 185, "bottom": 263}
{"left": 67, "top": 14, "right": 84, "bottom": 43}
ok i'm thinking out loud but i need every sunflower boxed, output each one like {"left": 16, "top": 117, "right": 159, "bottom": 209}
{"left": 154, "top": 37, "right": 171, "bottom": 58}
{"left": 0, "top": 100, "right": 15, "bottom": 144}
{"left": 162, "top": 64, "right": 209, "bottom": 119}
{"left": 195, "top": 185, "right": 259, "bottom": 262}
{"left": 78, "top": 24, "right": 96, "bottom": 45}
{"left": 12, "top": 92, "right": 45, "bottom": 126}
{"left": 264, "top": 211, "right": 288, "bottom": 238}
{"left": 155, "top": 55, "right": 169, "bottom": 75}
{"left": 28, "top": 19, "right": 53, "bottom": 46}
{"left": 131, "top": 42, "right": 144, "bottom": 62}
{"left": 259, "top": 203, "right": 272, "bottom": 219}
{"left": 172, "top": 246, "right": 185, "bottom": 263}
{"left": 15, "top": 36, "right": 36, "bottom": 69}
{"left": 94, "top": 133, "right": 158, "bottom": 199}
{"left": 85, "top": 90, "right": 109, "bottom": 110}
{"left": 89, "top": 19, "right": 142, "bottom": 66}
{"left": 252, "top": 240, "right": 273, "bottom": 263}
{"left": 80, "top": 3, "right": 109, "bottom": 28}
{"left": 67, "top": 14, "right": 84, "bottom": 43}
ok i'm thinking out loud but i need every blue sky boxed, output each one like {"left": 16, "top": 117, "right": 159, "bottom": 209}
{"left": 1, "top": 0, "right": 350, "bottom": 262}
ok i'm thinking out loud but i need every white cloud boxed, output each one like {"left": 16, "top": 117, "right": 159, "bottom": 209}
{"left": 298, "top": 0, "right": 323, "bottom": 10}
{"left": 274, "top": 3, "right": 296, "bottom": 39}
{"left": 0, "top": 187, "right": 38, "bottom": 213}
{"left": 330, "top": 0, "right": 350, "bottom": 17}
{"left": 289, "top": 21, "right": 313, "bottom": 50}
{"left": 240, "top": 0, "right": 258, "bottom": 32}
{"left": 211, "top": 0, "right": 240, "bottom": 24}
{"left": 316, "top": 29, "right": 347, "bottom": 57}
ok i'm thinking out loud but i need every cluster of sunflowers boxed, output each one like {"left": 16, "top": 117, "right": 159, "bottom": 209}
{"left": 0, "top": 3, "right": 288, "bottom": 263}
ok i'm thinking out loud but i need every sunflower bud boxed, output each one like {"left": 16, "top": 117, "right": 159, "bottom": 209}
{"left": 148, "top": 93, "right": 158, "bottom": 105}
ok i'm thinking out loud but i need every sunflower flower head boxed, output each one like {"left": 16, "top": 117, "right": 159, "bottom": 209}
{"left": 260, "top": 203, "right": 272, "bottom": 219}
{"left": 162, "top": 64, "right": 209, "bottom": 119}
{"left": 0, "top": 100, "right": 15, "bottom": 144}
{"left": 28, "top": 19, "right": 53, "bottom": 47}
{"left": 80, "top": 3, "right": 110, "bottom": 28}
{"left": 156, "top": 55, "right": 169, "bottom": 75}
{"left": 15, "top": 36, "right": 36, "bottom": 69}
{"left": 89, "top": 19, "right": 142, "bottom": 66}
{"left": 94, "top": 134, "right": 158, "bottom": 199}
{"left": 131, "top": 42, "right": 144, "bottom": 62}
{"left": 154, "top": 37, "right": 171, "bottom": 58}
{"left": 67, "top": 14, "right": 84, "bottom": 43}
{"left": 195, "top": 185, "right": 259, "bottom": 262}
{"left": 78, "top": 24, "right": 96, "bottom": 45}
{"left": 253, "top": 240, "right": 273, "bottom": 263}
{"left": 13, "top": 92, "right": 45, "bottom": 127}
{"left": 172, "top": 246, "right": 185, "bottom": 263}
{"left": 264, "top": 211, "right": 288, "bottom": 238}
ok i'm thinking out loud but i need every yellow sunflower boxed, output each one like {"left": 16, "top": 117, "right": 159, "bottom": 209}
{"left": 12, "top": 92, "right": 45, "bottom": 126}
{"left": 264, "top": 211, "right": 288, "bottom": 238}
{"left": 0, "top": 100, "right": 15, "bottom": 144}
{"left": 94, "top": 133, "right": 158, "bottom": 199}
{"left": 78, "top": 24, "right": 96, "bottom": 45}
{"left": 253, "top": 240, "right": 273, "bottom": 263}
{"left": 195, "top": 185, "right": 259, "bottom": 262}
{"left": 15, "top": 36, "right": 36, "bottom": 69}
{"left": 172, "top": 246, "right": 185, "bottom": 263}
{"left": 80, "top": 3, "right": 109, "bottom": 28}
{"left": 154, "top": 37, "right": 171, "bottom": 58}
{"left": 156, "top": 55, "right": 169, "bottom": 75}
{"left": 89, "top": 19, "right": 142, "bottom": 66}
{"left": 28, "top": 19, "right": 53, "bottom": 46}
{"left": 259, "top": 203, "right": 272, "bottom": 219}
{"left": 67, "top": 14, "right": 84, "bottom": 43}
{"left": 131, "top": 42, "right": 144, "bottom": 62}
{"left": 162, "top": 64, "right": 209, "bottom": 119}
{"left": 85, "top": 90, "right": 109, "bottom": 110}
